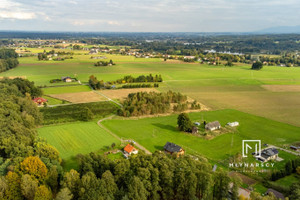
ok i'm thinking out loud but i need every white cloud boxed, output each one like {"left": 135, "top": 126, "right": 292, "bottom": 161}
{"left": 0, "top": 11, "right": 36, "bottom": 20}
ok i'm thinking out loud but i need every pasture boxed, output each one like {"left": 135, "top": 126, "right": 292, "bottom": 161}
{"left": 38, "top": 121, "right": 120, "bottom": 170}
{"left": 102, "top": 109, "right": 300, "bottom": 161}
{"left": 1, "top": 48, "right": 300, "bottom": 126}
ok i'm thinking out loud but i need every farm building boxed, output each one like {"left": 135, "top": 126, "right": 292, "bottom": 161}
{"left": 290, "top": 146, "right": 300, "bottom": 151}
{"left": 89, "top": 49, "right": 98, "bottom": 54}
{"left": 227, "top": 122, "right": 239, "bottom": 127}
{"left": 192, "top": 126, "right": 198, "bottom": 134}
{"left": 258, "top": 148, "right": 278, "bottom": 162}
{"left": 205, "top": 121, "right": 221, "bottom": 131}
{"left": 33, "top": 97, "right": 47, "bottom": 106}
{"left": 265, "top": 188, "right": 285, "bottom": 200}
{"left": 124, "top": 144, "right": 138, "bottom": 155}
{"left": 61, "top": 76, "right": 72, "bottom": 82}
{"left": 164, "top": 142, "right": 185, "bottom": 157}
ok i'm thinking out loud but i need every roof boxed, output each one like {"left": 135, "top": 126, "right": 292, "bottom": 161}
{"left": 33, "top": 97, "right": 47, "bottom": 103}
{"left": 261, "top": 148, "right": 278, "bottom": 159}
{"left": 61, "top": 76, "right": 71, "bottom": 80}
{"left": 205, "top": 121, "right": 221, "bottom": 129}
{"left": 266, "top": 188, "right": 285, "bottom": 200}
{"left": 164, "top": 142, "right": 182, "bottom": 153}
{"left": 124, "top": 144, "right": 135, "bottom": 154}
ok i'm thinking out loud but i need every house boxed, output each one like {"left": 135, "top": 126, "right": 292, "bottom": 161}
{"left": 229, "top": 183, "right": 251, "bottom": 199}
{"left": 124, "top": 144, "right": 138, "bottom": 155}
{"left": 265, "top": 188, "right": 285, "bottom": 200}
{"left": 33, "top": 97, "right": 47, "bottom": 106}
{"left": 259, "top": 148, "right": 278, "bottom": 162}
{"left": 89, "top": 49, "right": 98, "bottom": 54}
{"left": 61, "top": 76, "right": 72, "bottom": 82}
{"left": 227, "top": 122, "right": 239, "bottom": 127}
{"left": 192, "top": 126, "right": 198, "bottom": 134}
{"left": 164, "top": 142, "right": 185, "bottom": 157}
{"left": 205, "top": 121, "right": 221, "bottom": 131}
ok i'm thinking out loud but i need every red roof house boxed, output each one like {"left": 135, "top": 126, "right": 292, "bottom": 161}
{"left": 124, "top": 144, "right": 138, "bottom": 155}
{"left": 33, "top": 97, "right": 47, "bottom": 106}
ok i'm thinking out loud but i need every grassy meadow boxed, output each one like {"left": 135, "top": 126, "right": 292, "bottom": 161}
{"left": 1, "top": 48, "right": 300, "bottom": 126}
{"left": 38, "top": 121, "right": 120, "bottom": 170}
{"left": 102, "top": 109, "right": 300, "bottom": 161}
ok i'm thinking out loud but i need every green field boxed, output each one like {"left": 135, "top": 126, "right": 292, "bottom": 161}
{"left": 43, "top": 85, "right": 91, "bottom": 95}
{"left": 1, "top": 50, "right": 300, "bottom": 126}
{"left": 38, "top": 121, "right": 120, "bottom": 169}
{"left": 102, "top": 109, "right": 300, "bottom": 161}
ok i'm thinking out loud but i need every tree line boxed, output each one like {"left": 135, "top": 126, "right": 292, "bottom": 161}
{"left": 89, "top": 74, "right": 163, "bottom": 90}
{"left": 0, "top": 48, "right": 19, "bottom": 73}
{"left": 94, "top": 59, "right": 115, "bottom": 66}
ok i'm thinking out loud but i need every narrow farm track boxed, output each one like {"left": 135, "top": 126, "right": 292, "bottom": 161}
{"left": 269, "top": 145, "right": 300, "bottom": 156}
{"left": 97, "top": 116, "right": 152, "bottom": 155}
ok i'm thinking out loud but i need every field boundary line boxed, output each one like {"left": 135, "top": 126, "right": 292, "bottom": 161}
{"left": 93, "top": 90, "right": 123, "bottom": 107}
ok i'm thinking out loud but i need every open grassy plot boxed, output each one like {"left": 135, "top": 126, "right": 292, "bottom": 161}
{"left": 43, "top": 85, "right": 91, "bottom": 95}
{"left": 102, "top": 109, "right": 300, "bottom": 161}
{"left": 98, "top": 88, "right": 160, "bottom": 100}
{"left": 49, "top": 91, "right": 106, "bottom": 103}
{"left": 38, "top": 121, "right": 120, "bottom": 169}
{"left": 274, "top": 174, "right": 300, "bottom": 187}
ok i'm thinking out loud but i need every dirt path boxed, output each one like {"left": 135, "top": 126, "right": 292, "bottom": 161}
{"left": 97, "top": 115, "right": 152, "bottom": 155}
{"left": 269, "top": 145, "right": 300, "bottom": 156}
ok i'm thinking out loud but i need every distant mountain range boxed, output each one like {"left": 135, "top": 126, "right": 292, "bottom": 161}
{"left": 256, "top": 25, "right": 300, "bottom": 34}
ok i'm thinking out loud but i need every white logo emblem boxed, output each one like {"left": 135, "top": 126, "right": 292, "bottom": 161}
{"left": 242, "top": 140, "right": 261, "bottom": 158}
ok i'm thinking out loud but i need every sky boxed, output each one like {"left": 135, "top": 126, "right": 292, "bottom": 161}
{"left": 0, "top": 0, "right": 300, "bottom": 32}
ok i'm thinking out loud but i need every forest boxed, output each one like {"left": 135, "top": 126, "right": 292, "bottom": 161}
{"left": 0, "top": 49, "right": 19, "bottom": 73}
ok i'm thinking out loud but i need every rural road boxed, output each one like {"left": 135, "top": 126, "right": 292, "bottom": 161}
{"left": 97, "top": 115, "right": 152, "bottom": 155}
{"left": 268, "top": 145, "right": 300, "bottom": 156}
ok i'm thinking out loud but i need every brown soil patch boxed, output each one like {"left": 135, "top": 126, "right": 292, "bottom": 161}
{"left": 0, "top": 76, "right": 26, "bottom": 79}
{"left": 228, "top": 172, "right": 257, "bottom": 185}
{"left": 98, "top": 88, "right": 160, "bottom": 100}
{"left": 49, "top": 91, "right": 106, "bottom": 103}
{"left": 262, "top": 85, "right": 300, "bottom": 92}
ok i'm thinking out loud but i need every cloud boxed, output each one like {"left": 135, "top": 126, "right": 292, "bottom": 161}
{"left": 0, "top": 11, "right": 36, "bottom": 20}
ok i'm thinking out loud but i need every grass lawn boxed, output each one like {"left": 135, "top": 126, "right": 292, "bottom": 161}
{"left": 274, "top": 174, "right": 299, "bottom": 187}
{"left": 102, "top": 109, "right": 300, "bottom": 162}
{"left": 38, "top": 121, "right": 120, "bottom": 170}
{"left": 42, "top": 85, "right": 91, "bottom": 95}
{"left": 42, "top": 95, "right": 65, "bottom": 105}
{"left": 253, "top": 183, "right": 268, "bottom": 194}
{"left": 107, "top": 152, "right": 124, "bottom": 161}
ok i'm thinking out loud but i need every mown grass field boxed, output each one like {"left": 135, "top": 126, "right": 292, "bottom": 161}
{"left": 38, "top": 121, "right": 120, "bottom": 170}
{"left": 43, "top": 85, "right": 91, "bottom": 95}
{"left": 102, "top": 109, "right": 300, "bottom": 161}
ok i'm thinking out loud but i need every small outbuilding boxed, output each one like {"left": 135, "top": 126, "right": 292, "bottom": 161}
{"left": 205, "top": 121, "right": 221, "bottom": 131}
{"left": 194, "top": 122, "right": 200, "bottom": 126}
{"left": 227, "top": 121, "right": 239, "bottom": 127}
{"left": 265, "top": 188, "right": 285, "bottom": 200}
{"left": 61, "top": 76, "right": 72, "bottom": 82}
{"left": 192, "top": 126, "right": 198, "bottom": 134}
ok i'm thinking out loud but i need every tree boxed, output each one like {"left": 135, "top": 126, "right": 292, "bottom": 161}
{"left": 34, "top": 185, "right": 52, "bottom": 200}
{"left": 21, "top": 174, "right": 38, "bottom": 200}
{"left": 99, "top": 170, "right": 118, "bottom": 199}
{"left": 127, "top": 176, "right": 148, "bottom": 200}
{"left": 225, "top": 60, "right": 234, "bottom": 67}
{"left": 62, "top": 169, "right": 81, "bottom": 199}
{"left": 5, "top": 171, "right": 23, "bottom": 200}
{"left": 20, "top": 156, "right": 48, "bottom": 181}
{"left": 177, "top": 113, "right": 192, "bottom": 132}
{"left": 251, "top": 61, "right": 263, "bottom": 70}
{"left": 296, "top": 166, "right": 300, "bottom": 175}
{"left": 55, "top": 188, "right": 73, "bottom": 200}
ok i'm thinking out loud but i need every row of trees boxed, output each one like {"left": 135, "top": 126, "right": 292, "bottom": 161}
{"left": 121, "top": 83, "right": 159, "bottom": 89}
{"left": 0, "top": 49, "right": 19, "bottom": 73}
{"left": 89, "top": 74, "right": 163, "bottom": 90}
{"left": 94, "top": 59, "right": 115, "bottom": 66}
{"left": 114, "top": 74, "right": 163, "bottom": 84}
{"left": 117, "top": 91, "right": 188, "bottom": 117}
{"left": 271, "top": 158, "right": 300, "bottom": 181}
